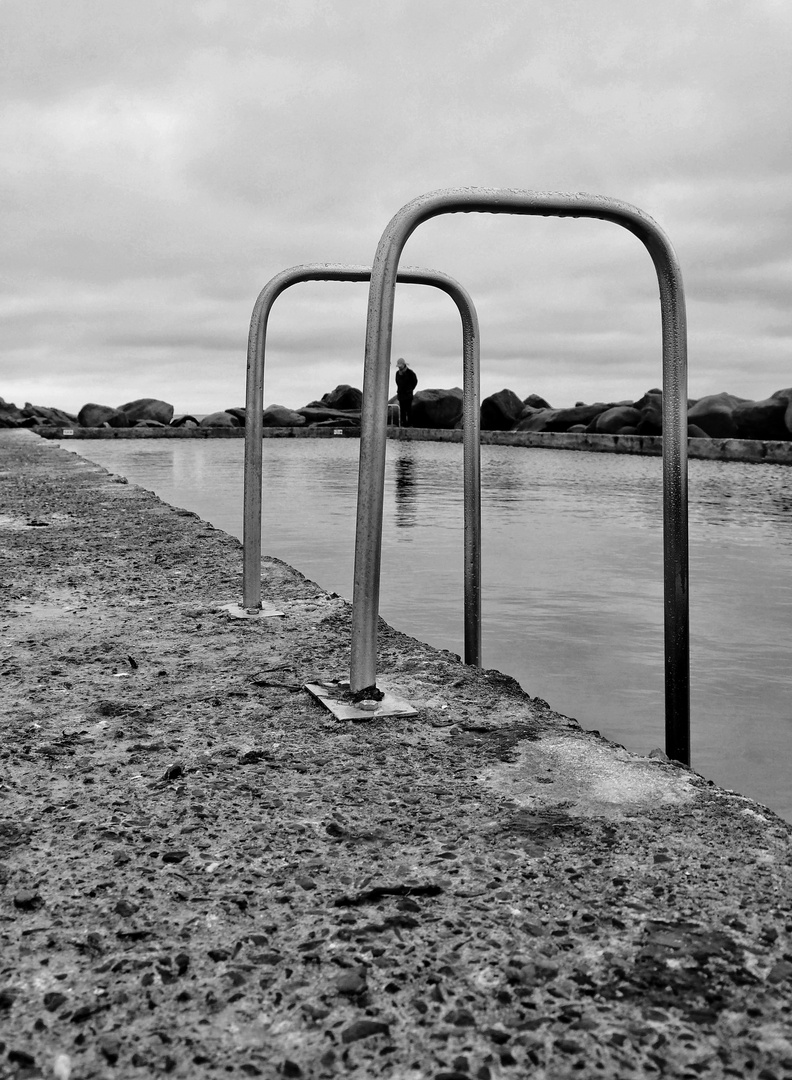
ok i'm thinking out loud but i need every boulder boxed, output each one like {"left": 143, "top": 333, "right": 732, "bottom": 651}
{"left": 170, "top": 415, "right": 199, "bottom": 427}
{"left": 633, "top": 392, "right": 663, "bottom": 436}
{"left": 732, "top": 396, "right": 790, "bottom": 441}
{"left": 133, "top": 419, "right": 167, "bottom": 428}
{"left": 21, "top": 403, "right": 79, "bottom": 426}
{"left": 523, "top": 393, "right": 552, "bottom": 410}
{"left": 590, "top": 405, "right": 643, "bottom": 434}
{"left": 687, "top": 424, "right": 710, "bottom": 439}
{"left": 410, "top": 387, "right": 464, "bottom": 429}
{"left": 298, "top": 407, "right": 361, "bottom": 426}
{"left": 199, "top": 411, "right": 240, "bottom": 428}
{"left": 78, "top": 403, "right": 130, "bottom": 428}
{"left": 117, "top": 398, "right": 174, "bottom": 425}
{"left": 687, "top": 393, "right": 747, "bottom": 438}
{"left": 515, "top": 402, "right": 614, "bottom": 433}
{"left": 225, "top": 408, "right": 246, "bottom": 426}
{"left": 0, "top": 398, "right": 24, "bottom": 427}
{"left": 480, "top": 388, "right": 524, "bottom": 431}
{"left": 262, "top": 404, "right": 306, "bottom": 427}
{"left": 317, "top": 384, "right": 363, "bottom": 412}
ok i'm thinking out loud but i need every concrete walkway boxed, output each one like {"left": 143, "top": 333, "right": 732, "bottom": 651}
{"left": 1, "top": 429, "right": 791, "bottom": 1079}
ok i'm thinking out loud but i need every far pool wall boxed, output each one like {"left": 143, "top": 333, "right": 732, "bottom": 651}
{"left": 36, "top": 424, "right": 792, "bottom": 465}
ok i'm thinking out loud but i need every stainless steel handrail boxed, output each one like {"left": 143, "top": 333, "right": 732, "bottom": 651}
{"left": 351, "top": 189, "right": 690, "bottom": 765}
{"left": 243, "top": 263, "right": 482, "bottom": 666}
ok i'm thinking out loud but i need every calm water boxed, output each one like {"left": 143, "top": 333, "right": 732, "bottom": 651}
{"left": 62, "top": 438, "right": 792, "bottom": 823}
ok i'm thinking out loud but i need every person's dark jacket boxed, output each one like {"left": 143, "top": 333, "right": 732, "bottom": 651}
{"left": 395, "top": 366, "right": 418, "bottom": 400}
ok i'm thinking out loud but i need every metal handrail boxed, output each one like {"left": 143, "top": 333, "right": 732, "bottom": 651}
{"left": 351, "top": 188, "right": 690, "bottom": 765}
{"left": 243, "top": 263, "right": 482, "bottom": 666}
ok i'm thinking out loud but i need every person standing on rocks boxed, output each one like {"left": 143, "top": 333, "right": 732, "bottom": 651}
{"left": 395, "top": 358, "right": 418, "bottom": 427}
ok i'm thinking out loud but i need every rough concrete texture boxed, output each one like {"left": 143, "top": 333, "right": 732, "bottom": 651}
{"left": 1, "top": 429, "right": 791, "bottom": 1080}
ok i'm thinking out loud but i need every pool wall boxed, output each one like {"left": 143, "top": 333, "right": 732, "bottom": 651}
{"left": 31, "top": 422, "right": 792, "bottom": 464}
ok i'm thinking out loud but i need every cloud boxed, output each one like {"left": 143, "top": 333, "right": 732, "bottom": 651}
{"left": 1, "top": 0, "right": 790, "bottom": 413}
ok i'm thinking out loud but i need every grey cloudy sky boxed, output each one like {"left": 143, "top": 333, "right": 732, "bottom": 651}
{"left": 1, "top": 0, "right": 790, "bottom": 415}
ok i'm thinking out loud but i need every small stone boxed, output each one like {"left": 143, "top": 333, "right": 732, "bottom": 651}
{"left": 8, "top": 1050, "right": 36, "bottom": 1068}
{"left": 43, "top": 991, "right": 68, "bottom": 1012}
{"left": 294, "top": 876, "right": 316, "bottom": 890}
{"left": 556, "top": 1039, "right": 583, "bottom": 1054}
{"left": 71, "top": 1003, "right": 95, "bottom": 1023}
{"left": 443, "top": 1008, "right": 476, "bottom": 1027}
{"left": 114, "top": 899, "right": 139, "bottom": 917}
{"left": 112, "top": 850, "right": 131, "bottom": 866}
{"left": 282, "top": 1061, "right": 302, "bottom": 1077}
{"left": 341, "top": 1019, "right": 390, "bottom": 1044}
{"left": 13, "top": 889, "right": 43, "bottom": 911}
{"left": 0, "top": 987, "right": 17, "bottom": 1010}
{"left": 208, "top": 948, "right": 230, "bottom": 962}
{"left": 303, "top": 1003, "right": 331, "bottom": 1021}
{"left": 53, "top": 1053, "right": 72, "bottom": 1080}
{"left": 162, "top": 850, "right": 189, "bottom": 864}
{"left": 767, "top": 960, "right": 792, "bottom": 984}
{"left": 335, "top": 972, "right": 367, "bottom": 996}
{"left": 484, "top": 1027, "right": 510, "bottom": 1045}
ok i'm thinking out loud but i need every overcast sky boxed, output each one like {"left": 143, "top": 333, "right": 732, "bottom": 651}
{"left": 2, "top": 0, "right": 790, "bottom": 415}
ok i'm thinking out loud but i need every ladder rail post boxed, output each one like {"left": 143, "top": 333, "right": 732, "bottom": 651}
{"left": 352, "top": 188, "right": 689, "bottom": 763}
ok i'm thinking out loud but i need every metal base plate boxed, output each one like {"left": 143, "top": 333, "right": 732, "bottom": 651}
{"left": 220, "top": 602, "right": 285, "bottom": 619}
{"left": 305, "top": 680, "right": 417, "bottom": 721}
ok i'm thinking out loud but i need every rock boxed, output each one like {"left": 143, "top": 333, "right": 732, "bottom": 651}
{"left": 341, "top": 1019, "right": 390, "bottom": 1043}
{"left": 524, "top": 393, "right": 552, "bottom": 409}
{"left": 199, "top": 411, "right": 240, "bottom": 428}
{"left": 515, "top": 402, "right": 613, "bottom": 433}
{"left": 687, "top": 424, "right": 710, "bottom": 439}
{"left": 335, "top": 971, "right": 367, "bottom": 996}
{"left": 732, "top": 396, "right": 790, "bottom": 441}
{"left": 687, "top": 392, "right": 747, "bottom": 438}
{"left": 21, "top": 403, "right": 79, "bottom": 427}
{"left": 117, "top": 398, "right": 174, "bottom": 425}
{"left": 633, "top": 391, "right": 664, "bottom": 435}
{"left": 770, "top": 387, "right": 792, "bottom": 435}
{"left": 170, "top": 415, "right": 199, "bottom": 427}
{"left": 13, "top": 889, "right": 43, "bottom": 910}
{"left": 43, "top": 990, "right": 68, "bottom": 1011}
{"left": 410, "top": 387, "right": 464, "bottom": 429}
{"left": 590, "top": 405, "right": 642, "bottom": 434}
{"left": 0, "top": 397, "right": 24, "bottom": 427}
{"left": 97, "top": 1035, "right": 121, "bottom": 1064}
{"left": 262, "top": 405, "right": 306, "bottom": 427}
{"left": 297, "top": 407, "right": 361, "bottom": 425}
{"left": 77, "top": 403, "right": 130, "bottom": 428}
{"left": 225, "top": 407, "right": 246, "bottom": 425}
{"left": 133, "top": 419, "right": 167, "bottom": 428}
{"left": 319, "top": 384, "right": 363, "bottom": 411}
{"left": 443, "top": 1007, "right": 476, "bottom": 1026}
{"left": 480, "top": 389, "right": 524, "bottom": 431}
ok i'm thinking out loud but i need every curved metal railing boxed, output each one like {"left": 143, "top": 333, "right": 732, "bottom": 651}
{"left": 243, "top": 263, "right": 483, "bottom": 666}
{"left": 350, "top": 189, "right": 690, "bottom": 764}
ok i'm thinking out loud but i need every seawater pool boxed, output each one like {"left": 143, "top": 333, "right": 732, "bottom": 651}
{"left": 62, "top": 438, "right": 792, "bottom": 823}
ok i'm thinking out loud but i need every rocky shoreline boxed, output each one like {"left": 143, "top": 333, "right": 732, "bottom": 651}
{"left": 2, "top": 428, "right": 792, "bottom": 1079}
{"left": 5, "top": 382, "right": 792, "bottom": 443}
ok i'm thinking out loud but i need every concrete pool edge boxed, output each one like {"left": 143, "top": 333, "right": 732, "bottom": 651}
{"left": 2, "top": 428, "right": 792, "bottom": 1077}
{"left": 29, "top": 422, "right": 792, "bottom": 465}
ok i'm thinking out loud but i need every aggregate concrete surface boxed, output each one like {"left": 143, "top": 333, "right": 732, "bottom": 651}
{"left": 1, "top": 429, "right": 791, "bottom": 1080}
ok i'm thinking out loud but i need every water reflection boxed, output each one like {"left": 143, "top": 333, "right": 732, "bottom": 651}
{"left": 393, "top": 452, "right": 417, "bottom": 530}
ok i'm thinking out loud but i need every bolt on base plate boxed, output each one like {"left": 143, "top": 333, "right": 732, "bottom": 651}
{"left": 305, "top": 679, "right": 417, "bottom": 721}
{"left": 220, "top": 602, "right": 285, "bottom": 619}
